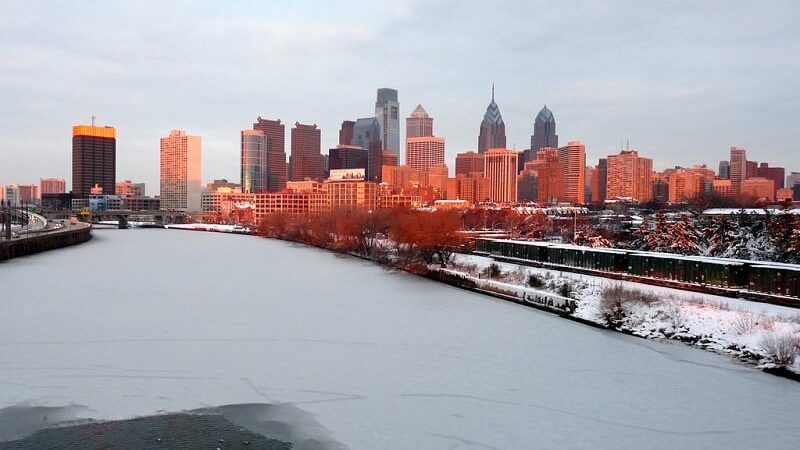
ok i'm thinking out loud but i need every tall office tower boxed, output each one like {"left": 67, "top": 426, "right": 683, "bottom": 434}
{"left": 352, "top": 118, "right": 383, "bottom": 182}
{"left": 455, "top": 151, "right": 485, "bottom": 176}
{"left": 746, "top": 161, "right": 758, "bottom": 179}
{"left": 375, "top": 88, "right": 400, "bottom": 157}
{"left": 72, "top": 124, "right": 116, "bottom": 197}
{"left": 558, "top": 141, "right": 586, "bottom": 204}
{"left": 39, "top": 178, "right": 66, "bottom": 195}
{"left": 605, "top": 150, "right": 653, "bottom": 202}
{"left": 719, "top": 160, "right": 730, "bottom": 179}
{"left": 729, "top": 146, "right": 747, "bottom": 195}
{"left": 252, "top": 117, "right": 288, "bottom": 192}
{"left": 597, "top": 158, "right": 608, "bottom": 203}
{"left": 483, "top": 148, "right": 518, "bottom": 203}
{"left": 329, "top": 145, "right": 369, "bottom": 172}
{"left": 531, "top": 105, "right": 558, "bottom": 152}
{"left": 787, "top": 172, "right": 800, "bottom": 189}
{"left": 406, "top": 137, "right": 445, "bottom": 171}
{"left": 289, "top": 123, "right": 325, "bottom": 182}
{"left": 339, "top": 120, "right": 355, "bottom": 146}
{"left": 525, "top": 147, "right": 563, "bottom": 204}
{"left": 160, "top": 130, "right": 202, "bottom": 212}
{"left": 756, "top": 162, "right": 785, "bottom": 197}
{"left": 584, "top": 166, "right": 595, "bottom": 203}
{"left": 241, "top": 130, "right": 267, "bottom": 193}
{"left": 478, "top": 86, "right": 506, "bottom": 153}
{"left": 406, "top": 104, "right": 433, "bottom": 138}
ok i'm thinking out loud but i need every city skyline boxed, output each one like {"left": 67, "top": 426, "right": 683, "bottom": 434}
{"left": 1, "top": 2, "right": 798, "bottom": 194}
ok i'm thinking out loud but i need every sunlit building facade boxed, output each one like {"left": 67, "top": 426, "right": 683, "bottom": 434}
{"left": 72, "top": 124, "right": 116, "bottom": 198}
{"left": 484, "top": 148, "right": 518, "bottom": 203}
{"left": 160, "top": 130, "right": 202, "bottom": 212}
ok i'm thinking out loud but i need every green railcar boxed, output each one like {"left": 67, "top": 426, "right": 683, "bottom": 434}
{"left": 750, "top": 265, "right": 800, "bottom": 297}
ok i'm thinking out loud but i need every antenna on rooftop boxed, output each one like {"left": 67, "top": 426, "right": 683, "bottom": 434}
{"left": 91, "top": 115, "right": 96, "bottom": 126}
{"left": 626, "top": 138, "right": 630, "bottom": 151}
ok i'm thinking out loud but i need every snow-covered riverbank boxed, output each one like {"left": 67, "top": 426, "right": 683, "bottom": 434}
{"left": 443, "top": 254, "right": 800, "bottom": 377}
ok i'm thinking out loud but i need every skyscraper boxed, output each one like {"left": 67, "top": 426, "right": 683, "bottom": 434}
{"left": 596, "top": 158, "right": 608, "bottom": 203}
{"left": 338, "top": 120, "right": 355, "bottom": 146}
{"left": 729, "top": 146, "right": 747, "bottom": 195}
{"left": 478, "top": 86, "right": 506, "bottom": 153}
{"left": 455, "top": 151, "right": 485, "bottom": 176}
{"left": 39, "top": 178, "right": 66, "bottom": 195}
{"left": 72, "top": 124, "right": 116, "bottom": 197}
{"left": 531, "top": 105, "right": 558, "bottom": 152}
{"left": 241, "top": 129, "right": 267, "bottom": 193}
{"left": 406, "top": 137, "right": 445, "bottom": 172}
{"left": 558, "top": 141, "right": 586, "bottom": 204}
{"left": 605, "top": 150, "right": 653, "bottom": 202}
{"left": 352, "top": 118, "right": 383, "bottom": 182}
{"left": 719, "top": 160, "right": 730, "bottom": 179}
{"left": 406, "top": 104, "right": 433, "bottom": 138}
{"left": 375, "top": 88, "right": 400, "bottom": 158}
{"left": 483, "top": 148, "right": 518, "bottom": 203}
{"left": 160, "top": 130, "right": 201, "bottom": 211}
{"left": 252, "top": 117, "right": 288, "bottom": 192}
{"left": 289, "top": 123, "right": 325, "bottom": 181}
{"left": 526, "top": 147, "right": 563, "bottom": 204}
{"left": 404, "top": 105, "right": 444, "bottom": 172}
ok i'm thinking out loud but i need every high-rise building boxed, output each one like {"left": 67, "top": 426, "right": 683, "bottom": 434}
{"left": 375, "top": 88, "right": 400, "bottom": 157}
{"left": 40, "top": 178, "right": 66, "bottom": 195}
{"left": 381, "top": 150, "right": 398, "bottom": 167}
{"left": 605, "top": 150, "right": 653, "bottom": 202}
{"left": 746, "top": 160, "right": 758, "bottom": 179}
{"left": 483, "top": 148, "right": 518, "bottom": 203}
{"left": 329, "top": 145, "right": 369, "bottom": 173}
{"left": 596, "top": 158, "right": 608, "bottom": 203}
{"left": 741, "top": 178, "right": 775, "bottom": 201}
{"left": 584, "top": 166, "right": 595, "bottom": 203}
{"left": 477, "top": 86, "right": 506, "bottom": 153}
{"left": 667, "top": 169, "right": 704, "bottom": 202}
{"left": 406, "top": 104, "right": 433, "bottom": 138}
{"left": 406, "top": 137, "right": 445, "bottom": 172}
{"left": 338, "top": 120, "right": 355, "bottom": 146}
{"left": 455, "top": 151, "right": 485, "bottom": 176}
{"left": 116, "top": 180, "right": 145, "bottom": 197}
{"left": 526, "top": 147, "right": 563, "bottom": 204}
{"left": 72, "top": 124, "right": 116, "bottom": 197}
{"left": 352, "top": 118, "right": 383, "bottom": 182}
{"left": 729, "top": 146, "right": 747, "bottom": 195}
{"left": 756, "top": 162, "right": 785, "bottom": 198}
{"left": 252, "top": 117, "right": 288, "bottom": 192}
{"left": 160, "top": 130, "right": 201, "bottom": 212}
{"left": 558, "top": 141, "right": 586, "bottom": 204}
{"left": 719, "top": 160, "right": 730, "bottom": 179}
{"left": 241, "top": 130, "right": 267, "bottom": 193}
{"left": 531, "top": 105, "right": 558, "bottom": 152}
{"left": 289, "top": 123, "right": 325, "bottom": 182}
{"left": 787, "top": 172, "right": 800, "bottom": 189}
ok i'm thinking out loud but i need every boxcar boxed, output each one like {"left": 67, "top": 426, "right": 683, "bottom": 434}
{"left": 750, "top": 265, "right": 800, "bottom": 298}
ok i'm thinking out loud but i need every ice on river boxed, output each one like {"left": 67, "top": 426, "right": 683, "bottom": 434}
{"left": 1, "top": 229, "right": 799, "bottom": 450}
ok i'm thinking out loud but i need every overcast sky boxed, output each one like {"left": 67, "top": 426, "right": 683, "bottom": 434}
{"left": 1, "top": 0, "right": 798, "bottom": 195}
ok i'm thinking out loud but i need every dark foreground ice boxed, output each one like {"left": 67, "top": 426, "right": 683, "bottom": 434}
{"left": 1, "top": 229, "right": 800, "bottom": 449}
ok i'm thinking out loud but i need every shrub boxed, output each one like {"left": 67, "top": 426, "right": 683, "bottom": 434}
{"left": 731, "top": 313, "right": 759, "bottom": 335}
{"left": 665, "top": 303, "right": 687, "bottom": 331}
{"left": 759, "top": 332, "right": 800, "bottom": 367}
{"left": 527, "top": 273, "right": 545, "bottom": 288}
{"left": 483, "top": 263, "right": 502, "bottom": 279}
{"left": 558, "top": 281, "right": 574, "bottom": 298}
{"left": 599, "top": 284, "right": 627, "bottom": 326}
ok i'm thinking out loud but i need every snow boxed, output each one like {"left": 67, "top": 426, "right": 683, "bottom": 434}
{"left": 1, "top": 229, "right": 800, "bottom": 450}
{"left": 449, "top": 253, "right": 800, "bottom": 373}
{"left": 165, "top": 223, "right": 250, "bottom": 233}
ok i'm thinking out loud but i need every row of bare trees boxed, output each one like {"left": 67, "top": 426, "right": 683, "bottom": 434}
{"left": 256, "top": 207, "right": 464, "bottom": 269}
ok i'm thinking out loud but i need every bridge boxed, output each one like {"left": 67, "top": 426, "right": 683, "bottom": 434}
{"left": 43, "top": 209, "right": 189, "bottom": 229}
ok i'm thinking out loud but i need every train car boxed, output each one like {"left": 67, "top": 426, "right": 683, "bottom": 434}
{"left": 548, "top": 244, "right": 628, "bottom": 273}
{"left": 749, "top": 264, "right": 800, "bottom": 298}
{"left": 630, "top": 252, "right": 746, "bottom": 288}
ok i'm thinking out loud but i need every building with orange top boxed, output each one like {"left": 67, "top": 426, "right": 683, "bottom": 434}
{"left": 72, "top": 124, "right": 116, "bottom": 198}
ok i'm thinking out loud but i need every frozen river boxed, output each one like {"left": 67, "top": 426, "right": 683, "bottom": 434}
{"left": 1, "top": 229, "right": 799, "bottom": 449}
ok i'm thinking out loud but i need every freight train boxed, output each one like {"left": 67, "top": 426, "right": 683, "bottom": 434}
{"left": 474, "top": 239, "right": 800, "bottom": 306}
